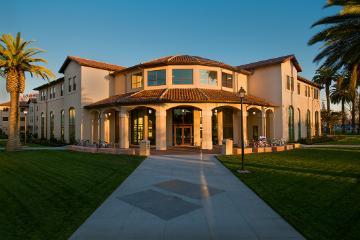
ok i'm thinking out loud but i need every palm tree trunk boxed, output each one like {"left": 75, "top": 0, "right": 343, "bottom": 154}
{"left": 341, "top": 99, "right": 345, "bottom": 134}
{"left": 325, "top": 83, "right": 331, "bottom": 133}
{"left": 351, "top": 96, "right": 356, "bottom": 133}
{"left": 358, "top": 88, "right": 360, "bottom": 134}
{"left": 6, "top": 91, "right": 21, "bottom": 151}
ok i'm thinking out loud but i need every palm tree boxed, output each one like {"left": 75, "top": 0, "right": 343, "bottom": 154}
{"left": 330, "top": 74, "right": 351, "bottom": 133}
{"left": 0, "top": 33, "right": 54, "bottom": 151}
{"left": 313, "top": 67, "right": 338, "bottom": 112}
{"left": 308, "top": 0, "right": 360, "bottom": 91}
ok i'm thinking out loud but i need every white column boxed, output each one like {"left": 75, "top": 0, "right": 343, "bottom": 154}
{"left": 144, "top": 110, "right": 149, "bottom": 141}
{"left": 241, "top": 109, "right": 248, "bottom": 146}
{"left": 217, "top": 110, "right": 223, "bottom": 145}
{"left": 156, "top": 108, "right": 167, "bottom": 150}
{"left": 119, "top": 109, "right": 129, "bottom": 149}
{"left": 193, "top": 109, "right": 201, "bottom": 146}
{"left": 261, "top": 109, "right": 266, "bottom": 137}
{"left": 201, "top": 109, "right": 213, "bottom": 150}
{"left": 100, "top": 113, "right": 105, "bottom": 142}
{"left": 233, "top": 111, "right": 239, "bottom": 145}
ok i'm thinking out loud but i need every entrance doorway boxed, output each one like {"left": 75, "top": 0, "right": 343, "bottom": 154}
{"left": 172, "top": 108, "right": 194, "bottom": 146}
{"left": 174, "top": 125, "right": 192, "bottom": 146}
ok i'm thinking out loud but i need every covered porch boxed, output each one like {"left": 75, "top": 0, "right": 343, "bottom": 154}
{"left": 83, "top": 88, "right": 276, "bottom": 151}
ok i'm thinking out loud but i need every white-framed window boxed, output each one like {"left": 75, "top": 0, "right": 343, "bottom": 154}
{"left": 200, "top": 70, "right": 217, "bottom": 86}
{"left": 222, "top": 72, "right": 233, "bottom": 88}
{"left": 131, "top": 72, "right": 143, "bottom": 89}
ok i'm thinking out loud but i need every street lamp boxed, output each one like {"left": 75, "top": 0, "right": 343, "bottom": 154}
{"left": 238, "top": 87, "right": 250, "bottom": 174}
{"left": 23, "top": 110, "right": 28, "bottom": 145}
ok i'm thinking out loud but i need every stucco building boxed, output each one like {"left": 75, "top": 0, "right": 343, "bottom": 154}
{"left": 32, "top": 54, "right": 321, "bottom": 150}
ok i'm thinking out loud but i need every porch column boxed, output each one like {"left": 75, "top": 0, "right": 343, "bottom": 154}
{"left": 193, "top": 109, "right": 201, "bottom": 147}
{"left": 143, "top": 109, "right": 149, "bottom": 141}
{"left": 156, "top": 108, "right": 167, "bottom": 150}
{"left": 109, "top": 112, "right": 116, "bottom": 143}
{"left": 217, "top": 110, "right": 223, "bottom": 145}
{"left": 261, "top": 108, "right": 266, "bottom": 137}
{"left": 241, "top": 109, "right": 248, "bottom": 146}
{"left": 100, "top": 113, "right": 105, "bottom": 142}
{"left": 201, "top": 109, "right": 213, "bottom": 150}
{"left": 119, "top": 109, "right": 129, "bottom": 149}
{"left": 233, "top": 111, "right": 239, "bottom": 145}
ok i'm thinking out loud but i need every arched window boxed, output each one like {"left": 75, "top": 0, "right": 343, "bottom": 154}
{"left": 315, "top": 111, "right": 319, "bottom": 136}
{"left": 306, "top": 110, "right": 311, "bottom": 138}
{"left": 40, "top": 112, "right": 45, "bottom": 139}
{"left": 60, "top": 110, "right": 64, "bottom": 141}
{"left": 69, "top": 107, "right": 76, "bottom": 143}
{"left": 288, "top": 106, "right": 294, "bottom": 142}
{"left": 50, "top": 111, "right": 55, "bottom": 139}
{"left": 298, "top": 109, "right": 301, "bottom": 140}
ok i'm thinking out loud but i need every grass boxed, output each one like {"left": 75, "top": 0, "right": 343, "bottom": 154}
{"left": 318, "top": 135, "right": 360, "bottom": 145}
{"left": 0, "top": 140, "right": 60, "bottom": 148}
{"left": 217, "top": 148, "right": 360, "bottom": 240}
{"left": 0, "top": 150, "right": 144, "bottom": 240}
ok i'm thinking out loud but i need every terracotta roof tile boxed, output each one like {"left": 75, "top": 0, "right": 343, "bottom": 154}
{"left": 113, "top": 55, "right": 251, "bottom": 75}
{"left": 237, "top": 55, "right": 302, "bottom": 72}
{"left": 59, "top": 56, "right": 125, "bottom": 73}
{"left": 33, "top": 77, "right": 64, "bottom": 91}
{"left": 85, "top": 88, "right": 275, "bottom": 108}
{"left": 297, "top": 75, "right": 321, "bottom": 88}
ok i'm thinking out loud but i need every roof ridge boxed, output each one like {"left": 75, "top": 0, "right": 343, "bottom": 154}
{"left": 69, "top": 56, "right": 123, "bottom": 67}
{"left": 197, "top": 88, "right": 210, "bottom": 100}
{"left": 159, "top": 88, "right": 169, "bottom": 99}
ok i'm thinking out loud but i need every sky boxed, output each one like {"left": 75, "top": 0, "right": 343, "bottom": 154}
{"left": 1, "top": 0, "right": 339, "bottom": 105}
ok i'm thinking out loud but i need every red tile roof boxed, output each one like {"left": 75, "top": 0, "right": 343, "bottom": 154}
{"left": 59, "top": 56, "right": 126, "bottom": 73}
{"left": 297, "top": 75, "right": 321, "bottom": 88}
{"left": 112, "top": 55, "right": 251, "bottom": 75}
{"left": 0, "top": 101, "right": 28, "bottom": 107}
{"left": 237, "top": 55, "right": 302, "bottom": 72}
{"left": 33, "top": 77, "right": 64, "bottom": 91}
{"left": 85, "top": 88, "right": 275, "bottom": 108}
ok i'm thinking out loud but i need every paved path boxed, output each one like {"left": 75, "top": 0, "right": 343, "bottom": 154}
{"left": 71, "top": 154, "right": 304, "bottom": 240}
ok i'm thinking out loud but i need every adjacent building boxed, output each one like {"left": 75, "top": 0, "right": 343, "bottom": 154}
{"left": 31, "top": 54, "right": 321, "bottom": 150}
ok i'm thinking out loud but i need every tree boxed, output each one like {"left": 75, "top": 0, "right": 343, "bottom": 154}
{"left": 0, "top": 33, "right": 54, "bottom": 151}
{"left": 330, "top": 73, "right": 351, "bottom": 133}
{"left": 313, "top": 67, "right": 338, "bottom": 133}
{"left": 308, "top": 0, "right": 360, "bottom": 93}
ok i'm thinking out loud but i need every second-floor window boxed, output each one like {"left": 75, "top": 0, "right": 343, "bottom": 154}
{"left": 297, "top": 83, "right": 301, "bottom": 95}
{"left": 287, "top": 76, "right": 294, "bottom": 91}
{"left": 131, "top": 72, "right": 143, "bottom": 89}
{"left": 73, "top": 76, "right": 76, "bottom": 91}
{"left": 172, "top": 69, "right": 193, "bottom": 85}
{"left": 68, "top": 78, "right": 72, "bottom": 92}
{"left": 200, "top": 70, "right": 217, "bottom": 86}
{"left": 61, "top": 83, "right": 64, "bottom": 96}
{"left": 53, "top": 86, "right": 56, "bottom": 98}
{"left": 148, "top": 70, "right": 166, "bottom": 86}
{"left": 222, "top": 72, "right": 233, "bottom": 88}
{"left": 314, "top": 88, "right": 319, "bottom": 99}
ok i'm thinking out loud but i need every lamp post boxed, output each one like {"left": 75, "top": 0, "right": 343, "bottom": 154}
{"left": 23, "top": 110, "right": 28, "bottom": 145}
{"left": 238, "top": 87, "right": 250, "bottom": 174}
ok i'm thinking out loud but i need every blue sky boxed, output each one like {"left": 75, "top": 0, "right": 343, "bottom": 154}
{"left": 1, "top": 0, "right": 338, "bottom": 103}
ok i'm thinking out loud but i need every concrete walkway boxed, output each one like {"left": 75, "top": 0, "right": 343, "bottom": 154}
{"left": 71, "top": 154, "right": 304, "bottom": 240}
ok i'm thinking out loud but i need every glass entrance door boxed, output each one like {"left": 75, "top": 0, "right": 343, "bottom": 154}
{"left": 174, "top": 126, "right": 192, "bottom": 146}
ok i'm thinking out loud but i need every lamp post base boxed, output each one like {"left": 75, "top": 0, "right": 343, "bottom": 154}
{"left": 237, "top": 169, "right": 252, "bottom": 174}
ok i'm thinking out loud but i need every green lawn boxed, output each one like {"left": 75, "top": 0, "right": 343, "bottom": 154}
{"left": 0, "top": 150, "right": 144, "bottom": 240}
{"left": 0, "top": 140, "right": 62, "bottom": 148}
{"left": 218, "top": 148, "right": 360, "bottom": 240}
{"left": 320, "top": 135, "right": 360, "bottom": 145}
